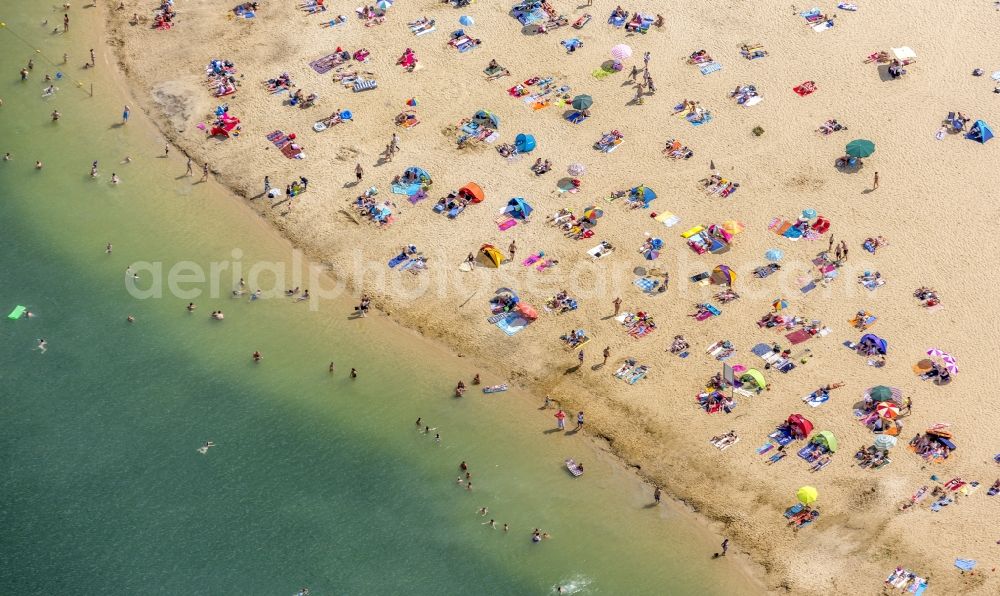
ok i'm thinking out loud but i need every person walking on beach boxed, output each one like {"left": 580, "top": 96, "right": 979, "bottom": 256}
{"left": 720, "top": 538, "right": 729, "bottom": 556}
{"left": 577, "top": 349, "right": 584, "bottom": 366}
{"left": 391, "top": 132, "right": 400, "bottom": 154}
{"left": 827, "top": 233, "right": 835, "bottom": 253}
{"left": 873, "top": 171, "right": 879, "bottom": 190}
{"left": 602, "top": 346, "right": 610, "bottom": 365}
{"left": 164, "top": 144, "right": 170, "bottom": 158}
{"left": 90, "top": 48, "right": 96, "bottom": 67}
{"left": 185, "top": 157, "right": 193, "bottom": 177}
{"left": 263, "top": 175, "right": 271, "bottom": 196}
{"left": 63, "top": 13, "right": 69, "bottom": 33}
{"left": 200, "top": 162, "right": 209, "bottom": 182}
{"left": 629, "top": 64, "right": 639, "bottom": 81}
{"left": 507, "top": 240, "right": 516, "bottom": 259}
{"left": 841, "top": 241, "right": 849, "bottom": 261}
{"left": 543, "top": 395, "right": 552, "bottom": 409}
{"left": 121, "top": 105, "right": 130, "bottom": 124}
{"left": 575, "top": 411, "right": 584, "bottom": 430}
{"left": 555, "top": 409, "right": 566, "bottom": 430}
{"left": 654, "top": 486, "right": 662, "bottom": 505}
{"left": 355, "top": 162, "right": 363, "bottom": 182}
{"left": 643, "top": 51, "right": 651, "bottom": 68}
{"left": 613, "top": 296, "right": 622, "bottom": 316}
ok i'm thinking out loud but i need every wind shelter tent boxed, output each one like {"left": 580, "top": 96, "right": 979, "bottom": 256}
{"left": 811, "top": 430, "right": 838, "bottom": 452}
{"left": 459, "top": 182, "right": 485, "bottom": 203}
{"left": 741, "top": 368, "right": 766, "bottom": 389}
{"left": 505, "top": 197, "right": 534, "bottom": 219}
{"left": 710, "top": 265, "right": 736, "bottom": 286}
{"left": 516, "top": 302, "right": 538, "bottom": 320}
{"left": 473, "top": 110, "right": 500, "bottom": 128}
{"left": 403, "top": 166, "right": 432, "bottom": 184}
{"left": 860, "top": 333, "right": 888, "bottom": 354}
{"left": 479, "top": 243, "right": 505, "bottom": 267}
{"left": 891, "top": 46, "right": 917, "bottom": 63}
{"left": 787, "top": 414, "right": 814, "bottom": 438}
{"left": 969, "top": 120, "right": 993, "bottom": 144}
{"left": 515, "top": 133, "right": 536, "bottom": 153}
{"left": 630, "top": 185, "right": 657, "bottom": 207}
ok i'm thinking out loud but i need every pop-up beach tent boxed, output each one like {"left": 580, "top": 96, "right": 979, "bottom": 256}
{"left": 459, "top": 182, "right": 485, "bottom": 203}
{"left": 968, "top": 120, "right": 993, "bottom": 144}
{"left": 505, "top": 197, "right": 533, "bottom": 219}
{"left": 514, "top": 133, "right": 536, "bottom": 153}
{"left": 479, "top": 244, "right": 505, "bottom": 267}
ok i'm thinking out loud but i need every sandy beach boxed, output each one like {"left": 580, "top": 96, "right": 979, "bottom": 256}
{"left": 105, "top": 1, "right": 1000, "bottom": 593}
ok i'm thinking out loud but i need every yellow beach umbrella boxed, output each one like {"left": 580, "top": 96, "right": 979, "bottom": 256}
{"left": 796, "top": 486, "right": 819, "bottom": 505}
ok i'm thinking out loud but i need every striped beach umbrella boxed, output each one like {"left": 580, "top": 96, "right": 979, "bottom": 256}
{"left": 942, "top": 355, "right": 959, "bottom": 374}
{"left": 875, "top": 402, "right": 900, "bottom": 420}
{"left": 376, "top": 0, "right": 392, "bottom": 11}
{"left": 772, "top": 298, "right": 789, "bottom": 311}
{"left": 926, "top": 347, "right": 947, "bottom": 358}
{"left": 864, "top": 385, "right": 903, "bottom": 405}
{"left": 610, "top": 44, "right": 633, "bottom": 61}
{"left": 873, "top": 434, "right": 898, "bottom": 451}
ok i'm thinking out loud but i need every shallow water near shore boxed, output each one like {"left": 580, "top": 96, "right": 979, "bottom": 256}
{"left": 0, "top": 5, "right": 761, "bottom": 595}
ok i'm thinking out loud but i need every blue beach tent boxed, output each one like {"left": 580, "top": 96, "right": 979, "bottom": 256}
{"left": 515, "top": 133, "right": 536, "bottom": 153}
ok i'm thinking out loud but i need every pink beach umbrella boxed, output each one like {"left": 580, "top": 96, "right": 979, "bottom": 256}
{"left": 942, "top": 355, "right": 959, "bottom": 374}
{"left": 610, "top": 44, "right": 633, "bottom": 61}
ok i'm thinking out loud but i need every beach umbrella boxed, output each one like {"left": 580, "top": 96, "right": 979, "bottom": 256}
{"left": 942, "top": 355, "right": 959, "bottom": 374}
{"left": 376, "top": 0, "right": 392, "bottom": 10}
{"left": 633, "top": 266, "right": 647, "bottom": 276}
{"left": 583, "top": 206, "right": 604, "bottom": 220}
{"left": 875, "top": 402, "right": 900, "bottom": 420}
{"left": 765, "top": 248, "right": 784, "bottom": 262}
{"left": 873, "top": 434, "right": 898, "bottom": 451}
{"left": 845, "top": 139, "right": 876, "bottom": 158}
{"left": 802, "top": 208, "right": 817, "bottom": 219}
{"left": 926, "top": 347, "right": 947, "bottom": 359}
{"left": 610, "top": 44, "right": 633, "bottom": 61}
{"left": 864, "top": 385, "right": 903, "bottom": 405}
{"left": 710, "top": 265, "right": 736, "bottom": 286}
{"left": 572, "top": 94, "right": 593, "bottom": 110}
{"left": 406, "top": 97, "right": 418, "bottom": 107}
{"left": 567, "top": 163, "right": 586, "bottom": 176}
{"left": 459, "top": 15, "right": 474, "bottom": 26}
{"left": 796, "top": 486, "right": 818, "bottom": 505}
{"left": 772, "top": 298, "right": 789, "bottom": 311}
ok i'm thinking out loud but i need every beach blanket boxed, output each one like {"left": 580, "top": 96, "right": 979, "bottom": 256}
{"left": 802, "top": 391, "right": 829, "bottom": 407}
{"left": 391, "top": 181, "right": 423, "bottom": 196}
{"left": 812, "top": 20, "right": 834, "bottom": 32}
{"left": 786, "top": 329, "right": 812, "bottom": 345}
{"left": 654, "top": 211, "right": 680, "bottom": 227}
{"left": 699, "top": 62, "right": 722, "bottom": 75}
{"left": 688, "top": 113, "right": 713, "bottom": 126}
{"left": 495, "top": 312, "right": 529, "bottom": 336}
{"left": 309, "top": 52, "right": 346, "bottom": 74}
{"left": 634, "top": 277, "right": 658, "bottom": 293}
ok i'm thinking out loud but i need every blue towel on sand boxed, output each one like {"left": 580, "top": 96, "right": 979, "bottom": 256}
{"left": 700, "top": 62, "right": 722, "bottom": 75}
{"left": 391, "top": 182, "right": 423, "bottom": 196}
{"left": 495, "top": 312, "right": 528, "bottom": 336}
{"left": 634, "top": 277, "right": 658, "bottom": 293}
{"left": 689, "top": 113, "right": 713, "bottom": 126}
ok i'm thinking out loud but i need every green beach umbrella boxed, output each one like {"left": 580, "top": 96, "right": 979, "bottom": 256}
{"left": 572, "top": 94, "right": 593, "bottom": 110}
{"left": 845, "top": 139, "right": 875, "bottom": 158}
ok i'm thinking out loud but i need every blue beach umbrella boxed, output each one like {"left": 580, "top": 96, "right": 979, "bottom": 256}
{"left": 459, "top": 15, "right": 474, "bottom": 26}
{"left": 765, "top": 249, "right": 784, "bottom": 262}
{"left": 802, "top": 208, "right": 817, "bottom": 219}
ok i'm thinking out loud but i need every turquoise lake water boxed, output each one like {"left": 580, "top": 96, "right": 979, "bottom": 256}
{"left": 0, "top": 5, "right": 760, "bottom": 594}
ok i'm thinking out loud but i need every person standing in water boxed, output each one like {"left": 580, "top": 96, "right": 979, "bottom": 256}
{"left": 654, "top": 486, "right": 662, "bottom": 505}
{"left": 105, "top": 242, "right": 113, "bottom": 254}
{"left": 121, "top": 105, "right": 130, "bottom": 124}
{"left": 350, "top": 367, "right": 358, "bottom": 378}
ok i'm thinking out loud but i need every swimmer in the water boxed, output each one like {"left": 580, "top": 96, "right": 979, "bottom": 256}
{"left": 285, "top": 287, "right": 300, "bottom": 296}
{"left": 483, "top": 519, "right": 496, "bottom": 529}
{"left": 122, "top": 156, "right": 132, "bottom": 163}
{"left": 415, "top": 417, "right": 422, "bottom": 427}
{"left": 478, "top": 507, "right": 488, "bottom": 516}
{"left": 232, "top": 289, "right": 246, "bottom": 297}
{"left": 35, "top": 338, "right": 47, "bottom": 353}
{"left": 250, "top": 289, "right": 262, "bottom": 301}
{"left": 296, "top": 289, "right": 310, "bottom": 302}
{"left": 460, "top": 461, "right": 468, "bottom": 471}
{"left": 252, "top": 350, "right": 262, "bottom": 362}
{"left": 197, "top": 441, "right": 215, "bottom": 454}
{"left": 503, "top": 523, "right": 509, "bottom": 532}
{"left": 105, "top": 242, "right": 112, "bottom": 253}
{"left": 35, "top": 160, "right": 43, "bottom": 169}
{"left": 435, "top": 433, "right": 441, "bottom": 443}
{"left": 350, "top": 368, "right": 358, "bottom": 378}
{"left": 3, "top": 153, "right": 11, "bottom": 161}
{"left": 126, "top": 314, "right": 135, "bottom": 323}
{"left": 211, "top": 311, "right": 224, "bottom": 320}
{"left": 186, "top": 302, "right": 196, "bottom": 312}
{"left": 50, "top": 109, "right": 59, "bottom": 121}
{"left": 328, "top": 361, "right": 335, "bottom": 373}
{"left": 111, "top": 173, "right": 120, "bottom": 184}
{"left": 90, "top": 160, "right": 98, "bottom": 177}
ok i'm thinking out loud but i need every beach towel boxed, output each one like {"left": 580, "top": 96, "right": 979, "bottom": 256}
{"left": 699, "top": 62, "right": 722, "bottom": 75}
{"left": 390, "top": 182, "right": 422, "bottom": 196}
{"left": 280, "top": 144, "right": 303, "bottom": 159}
{"left": 309, "top": 53, "right": 344, "bottom": 74}
{"left": 955, "top": 559, "right": 976, "bottom": 571}
{"left": 591, "top": 68, "right": 614, "bottom": 80}
{"left": 812, "top": 20, "right": 834, "bottom": 32}
{"left": 743, "top": 96, "right": 763, "bottom": 107}
{"left": 497, "top": 218, "right": 517, "bottom": 231}
{"left": 634, "top": 277, "right": 658, "bottom": 293}
{"left": 786, "top": 330, "right": 812, "bottom": 345}
{"left": 654, "top": 211, "right": 680, "bottom": 227}
{"left": 387, "top": 253, "right": 408, "bottom": 268}
{"left": 803, "top": 392, "right": 829, "bottom": 407}
{"left": 495, "top": 312, "right": 528, "bottom": 336}
{"left": 353, "top": 79, "right": 378, "bottom": 92}
{"left": 688, "top": 113, "right": 713, "bottom": 126}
